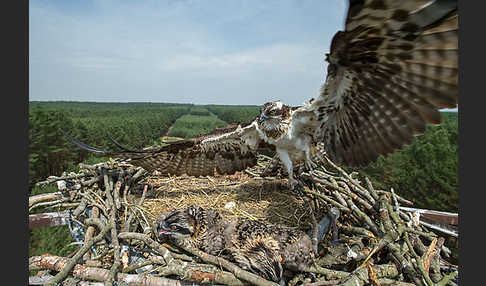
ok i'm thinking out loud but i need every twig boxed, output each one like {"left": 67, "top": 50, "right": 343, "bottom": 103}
{"left": 29, "top": 254, "right": 191, "bottom": 286}
{"left": 82, "top": 206, "right": 99, "bottom": 260}
{"left": 301, "top": 187, "right": 351, "bottom": 213}
{"left": 435, "top": 270, "right": 458, "bottom": 286}
{"left": 118, "top": 232, "right": 174, "bottom": 265}
{"left": 123, "top": 184, "right": 148, "bottom": 232}
{"left": 323, "top": 156, "right": 375, "bottom": 204}
{"left": 113, "top": 168, "right": 124, "bottom": 210}
{"left": 403, "top": 232, "right": 434, "bottom": 286}
{"left": 157, "top": 260, "right": 247, "bottom": 285}
{"left": 102, "top": 168, "right": 121, "bottom": 286}
{"left": 43, "top": 221, "right": 112, "bottom": 286}
{"left": 35, "top": 172, "right": 90, "bottom": 187}
{"left": 72, "top": 197, "right": 88, "bottom": 216}
{"left": 29, "top": 192, "right": 65, "bottom": 208}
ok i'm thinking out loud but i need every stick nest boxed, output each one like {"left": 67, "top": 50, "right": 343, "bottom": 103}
{"left": 29, "top": 155, "right": 459, "bottom": 286}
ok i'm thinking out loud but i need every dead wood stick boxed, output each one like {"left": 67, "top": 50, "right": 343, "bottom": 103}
{"left": 345, "top": 196, "right": 381, "bottom": 236}
{"left": 329, "top": 263, "right": 400, "bottom": 286}
{"left": 333, "top": 266, "right": 371, "bottom": 286}
{"left": 113, "top": 168, "right": 124, "bottom": 210}
{"left": 304, "top": 265, "right": 350, "bottom": 280}
{"left": 91, "top": 248, "right": 114, "bottom": 261}
{"left": 338, "top": 182, "right": 375, "bottom": 214}
{"left": 422, "top": 237, "right": 438, "bottom": 274}
{"left": 332, "top": 190, "right": 348, "bottom": 208}
{"left": 118, "top": 232, "right": 174, "bottom": 265}
{"left": 123, "top": 184, "right": 148, "bottom": 232}
{"left": 403, "top": 232, "right": 434, "bottom": 286}
{"left": 170, "top": 237, "right": 279, "bottom": 286}
{"left": 364, "top": 177, "right": 380, "bottom": 202}
{"left": 83, "top": 206, "right": 99, "bottom": 261}
{"left": 35, "top": 172, "right": 89, "bottom": 187}
{"left": 348, "top": 182, "right": 376, "bottom": 206}
{"left": 301, "top": 187, "right": 351, "bottom": 213}
{"left": 372, "top": 263, "right": 401, "bottom": 279}
{"left": 102, "top": 168, "right": 121, "bottom": 286}
{"left": 79, "top": 191, "right": 109, "bottom": 218}
{"left": 122, "top": 260, "right": 154, "bottom": 274}
{"left": 81, "top": 175, "right": 103, "bottom": 187}
{"left": 435, "top": 270, "right": 458, "bottom": 286}
{"left": 375, "top": 278, "right": 417, "bottom": 286}
{"left": 29, "top": 254, "right": 190, "bottom": 286}
{"left": 72, "top": 197, "right": 88, "bottom": 216}
{"left": 157, "top": 261, "right": 246, "bottom": 286}
{"left": 385, "top": 198, "right": 405, "bottom": 229}
{"left": 376, "top": 190, "right": 414, "bottom": 206}
{"left": 323, "top": 156, "right": 375, "bottom": 204}
{"left": 378, "top": 194, "right": 397, "bottom": 236}
{"left": 79, "top": 162, "right": 105, "bottom": 170}
{"left": 29, "top": 273, "right": 55, "bottom": 285}
{"left": 304, "top": 280, "right": 340, "bottom": 286}
{"left": 386, "top": 243, "right": 424, "bottom": 286}
{"left": 311, "top": 176, "right": 350, "bottom": 195}
{"left": 29, "top": 199, "right": 73, "bottom": 213}
{"left": 429, "top": 237, "right": 445, "bottom": 283}
{"left": 85, "top": 217, "right": 107, "bottom": 232}
{"left": 42, "top": 221, "right": 112, "bottom": 286}
{"left": 339, "top": 226, "right": 375, "bottom": 238}
{"left": 29, "top": 192, "right": 65, "bottom": 208}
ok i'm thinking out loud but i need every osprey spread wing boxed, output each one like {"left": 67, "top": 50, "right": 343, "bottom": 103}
{"left": 62, "top": 122, "right": 269, "bottom": 177}
{"left": 64, "top": 0, "right": 458, "bottom": 186}
{"left": 303, "top": 0, "right": 458, "bottom": 167}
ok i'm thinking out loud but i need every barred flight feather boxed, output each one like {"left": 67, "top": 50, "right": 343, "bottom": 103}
{"left": 307, "top": 0, "right": 458, "bottom": 167}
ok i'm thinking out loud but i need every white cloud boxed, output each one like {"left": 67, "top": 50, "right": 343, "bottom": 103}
{"left": 158, "top": 43, "right": 323, "bottom": 74}
{"left": 29, "top": 0, "right": 345, "bottom": 105}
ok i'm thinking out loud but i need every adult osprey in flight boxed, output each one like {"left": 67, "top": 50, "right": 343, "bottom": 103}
{"left": 65, "top": 0, "right": 458, "bottom": 188}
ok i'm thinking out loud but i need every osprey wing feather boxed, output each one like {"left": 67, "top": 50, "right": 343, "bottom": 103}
{"left": 63, "top": 121, "right": 266, "bottom": 177}
{"left": 294, "top": 0, "right": 458, "bottom": 167}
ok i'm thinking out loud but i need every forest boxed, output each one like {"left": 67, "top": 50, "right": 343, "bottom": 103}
{"left": 29, "top": 101, "right": 458, "bottom": 260}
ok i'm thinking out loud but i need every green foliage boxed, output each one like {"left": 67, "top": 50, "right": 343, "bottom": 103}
{"left": 168, "top": 113, "right": 227, "bottom": 138}
{"left": 356, "top": 112, "right": 458, "bottom": 212}
{"left": 29, "top": 109, "right": 78, "bottom": 190}
{"left": 206, "top": 104, "right": 260, "bottom": 123}
{"left": 28, "top": 102, "right": 191, "bottom": 188}
{"left": 189, "top": 106, "right": 211, "bottom": 116}
{"left": 29, "top": 225, "right": 78, "bottom": 258}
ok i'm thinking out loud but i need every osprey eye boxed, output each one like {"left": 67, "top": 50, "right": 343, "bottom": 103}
{"left": 261, "top": 274, "right": 267, "bottom": 279}
{"left": 171, "top": 225, "right": 178, "bottom": 231}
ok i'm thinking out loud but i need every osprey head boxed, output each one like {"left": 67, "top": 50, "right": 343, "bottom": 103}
{"left": 258, "top": 101, "right": 291, "bottom": 138}
{"left": 156, "top": 206, "right": 201, "bottom": 240}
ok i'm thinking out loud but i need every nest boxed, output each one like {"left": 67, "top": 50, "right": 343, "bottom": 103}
{"left": 28, "top": 155, "right": 459, "bottom": 286}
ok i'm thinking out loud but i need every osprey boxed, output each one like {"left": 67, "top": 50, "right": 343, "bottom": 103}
{"left": 156, "top": 206, "right": 337, "bottom": 282}
{"left": 64, "top": 0, "right": 458, "bottom": 188}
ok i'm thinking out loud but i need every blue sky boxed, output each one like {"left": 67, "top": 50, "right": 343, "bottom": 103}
{"left": 29, "top": 0, "right": 347, "bottom": 106}
{"left": 29, "top": 0, "right": 457, "bottom": 112}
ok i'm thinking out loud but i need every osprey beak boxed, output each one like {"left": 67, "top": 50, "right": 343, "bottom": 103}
{"left": 259, "top": 114, "right": 269, "bottom": 124}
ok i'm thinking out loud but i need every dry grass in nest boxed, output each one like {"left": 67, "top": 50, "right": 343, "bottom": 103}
{"left": 140, "top": 171, "right": 319, "bottom": 231}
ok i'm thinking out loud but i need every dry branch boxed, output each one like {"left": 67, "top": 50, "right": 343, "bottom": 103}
{"left": 29, "top": 254, "right": 191, "bottom": 286}
{"left": 43, "top": 220, "right": 112, "bottom": 286}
